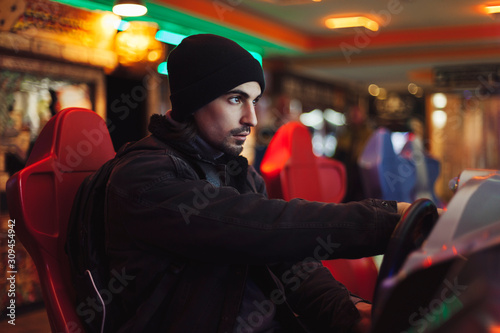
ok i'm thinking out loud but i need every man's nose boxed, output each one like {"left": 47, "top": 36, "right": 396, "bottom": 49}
{"left": 241, "top": 102, "right": 258, "bottom": 127}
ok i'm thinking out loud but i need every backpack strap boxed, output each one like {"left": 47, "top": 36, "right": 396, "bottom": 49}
{"left": 66, "top": 156, "right": 122, "bottom": 332}
{"left": 117, "top": 261, "right": 185, "bottom": 332}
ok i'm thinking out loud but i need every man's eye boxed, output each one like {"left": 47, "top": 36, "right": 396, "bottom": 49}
{"left": 229, "top": 96, "right": 241, "bottom": 104}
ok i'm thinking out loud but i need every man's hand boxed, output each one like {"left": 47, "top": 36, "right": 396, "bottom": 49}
{"left": 397, "top": 202, "right": 411, "bottom": 216}
{"left": 397, "top": 201, "right": 445, "bottom": 217}
{"left": 351, "top": 302, "right": 372, "bottom": 333}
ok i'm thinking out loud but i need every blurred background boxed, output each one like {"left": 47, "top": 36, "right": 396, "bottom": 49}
{"left": 1, "top": 0, "right": 500, "bottom": 329}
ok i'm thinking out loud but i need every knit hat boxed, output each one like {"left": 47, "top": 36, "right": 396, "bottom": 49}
{"left": 168, "top": 34, "right": 265, "bottom": 122}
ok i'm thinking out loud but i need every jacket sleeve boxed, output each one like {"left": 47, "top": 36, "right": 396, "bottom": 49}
{"left": 106, "top": 152, "right": 401, "bottom": 265}
{"left": 269, "top": 260, "right": 364, "bottom": 333}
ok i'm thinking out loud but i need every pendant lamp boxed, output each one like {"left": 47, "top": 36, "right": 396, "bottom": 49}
{"left": 113, "top": 0, "right": 148, "bottom": 17}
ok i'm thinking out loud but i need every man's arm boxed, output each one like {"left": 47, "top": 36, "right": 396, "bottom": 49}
{"left": 108, "top": 150, "right": 403, "bottom": 265}
{"left": 351, "top": 301, "right": 372, "bottom": 333}
{"left": 269, "top": 260, "right": 370, "bottom": 333}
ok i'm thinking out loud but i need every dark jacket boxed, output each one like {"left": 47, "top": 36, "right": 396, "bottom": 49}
{"left": 103, "top": 121, "right": 401, "bottom": 332}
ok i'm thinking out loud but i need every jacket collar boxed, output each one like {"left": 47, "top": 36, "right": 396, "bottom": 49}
{"left": 147, "top": 111, "right": 211, "bottom": 161}
{"left": 147, "top": 112, "right": 248, "bottom": 166}
{"left": 116, "top": 113, "right": 251, "bottom": 191}
{"left": 147, "top": 112, "right": 250, "bottom": 189}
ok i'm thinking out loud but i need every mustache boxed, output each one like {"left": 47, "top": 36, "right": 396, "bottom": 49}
{"left": 230, "top": 126, "right": 251, "bottom": 135}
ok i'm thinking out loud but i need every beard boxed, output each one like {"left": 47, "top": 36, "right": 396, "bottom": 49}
{"left": 220, "top": 139, "right": 244, "bottom": 156}
{"left": 217, "top": 126, "right": 251, "bottom": 156}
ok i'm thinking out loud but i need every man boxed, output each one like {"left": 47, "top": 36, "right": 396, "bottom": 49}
{"left": 84, "top": 34, "right": 409, "bottom": 332}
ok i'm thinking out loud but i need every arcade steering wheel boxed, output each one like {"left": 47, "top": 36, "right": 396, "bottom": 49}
{"left": 372, "top": 198, "right": 439, "bottom": 315}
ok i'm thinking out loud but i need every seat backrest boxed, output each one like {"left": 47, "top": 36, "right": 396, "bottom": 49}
{"left": 260, "top": 121, "right": 313, "bottom": 199}
{"left": 6, "top": 108, "right": 115, "bottom": 333}
{"left": 261, "top": 121, "right": 346, "bottom": 202}
{"left": 358, "top": 127, "right": 416, "bottom": 202}
{"left": 400, "top": 135, "right": 442, "bottom": 207}
{"left": 260, "top": 121, "right": 377, "bottom": 301}
{"left": 277, "top": 122, "right": 323, "bottom": 201}
{"left": 315, "top": 156, "right": 347, "bottom": 204}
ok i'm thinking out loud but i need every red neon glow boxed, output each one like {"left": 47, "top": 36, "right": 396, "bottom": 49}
{"left": 424, "top": 256, "right": 433, "bottom": 268}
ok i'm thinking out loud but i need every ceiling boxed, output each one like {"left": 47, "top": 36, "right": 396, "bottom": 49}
{"left": 79, "top": 0, "right": 500, "bottom": 93}
{"left": 150, "top": 0, "right": 500, "bottom": 93}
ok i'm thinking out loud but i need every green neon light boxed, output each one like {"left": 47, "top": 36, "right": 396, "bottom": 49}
{"left": 155, "top": 31, "right": 187, "bottom": 46}
{"left": 157, "top": 51, "right": 262, "bottom": 76}
{"left": 249, "top": 51, "right": 263, "bottom": 65}
{"left": 52, "top": 0, "right": 300, "bottom": 55}
{"left": 158, "top": 62, "right": 168, "bottom": 75}
{"left": 52, "top": 0, "right": 282, "bottom": 75}
{"left": 52, "top": 0, "right": 112, "bottom": 12}
{"left": 155, "top": 31, "right": 263, "bottom": 67}
{"left": 117, "top": 20, "right": 130, "bottom": 31}
{"left": 158, "top": 51, "right": 262, "bottom": 77}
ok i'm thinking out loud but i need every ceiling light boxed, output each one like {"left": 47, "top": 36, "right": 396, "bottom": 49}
{"left": 408, "top": 83, "right": 419, "bottom": 95}
{"left": 325, "top": 16, "right": 379, "bottom": 32}
{"left": 485, "top": 5, "right": 500, "bottom": 14}
{"left": 113, "top": 0, "right": 147, "bottom": 17}
{"left": 300, "top": 109, "right": 324, "bottom": 130}
{"left": 324, "top": 109, "right": 346, "bottom": 126}
{"left": 377, "top": 88, "right": 387, "bottom": 100}
{"left": 432, "top": 110, "right": 447, "bottom": 129}
{"left": 432, "top": 93, "right": 447, "bottom": 109}
{"left": 368, "top": 84, "right": 380, "bottom": 96}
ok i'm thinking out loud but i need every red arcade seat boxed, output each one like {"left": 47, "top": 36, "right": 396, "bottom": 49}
{"left": 260, "top": 121, "right": 346, "bottom": 202}
{"left": 6, "top": 108, "right": 115, "bottom": 332}
{"left": 260, "top": 121, "right": 378, "bottom": 301}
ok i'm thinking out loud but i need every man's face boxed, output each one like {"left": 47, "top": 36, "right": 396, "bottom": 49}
{"left": 194, "top": 81, "right": 261, "bottom": 156}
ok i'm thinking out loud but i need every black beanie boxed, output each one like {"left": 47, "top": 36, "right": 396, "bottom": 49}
{"left": 168, "top": 34, "right": 266, "bottom": 122}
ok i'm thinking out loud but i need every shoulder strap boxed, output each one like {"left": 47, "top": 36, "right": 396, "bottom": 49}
{"left": 117, "top": 261, "right": 184, "bottom": 332}
{"left": 66, "top": 156, "right": 122, "bottom": 332}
